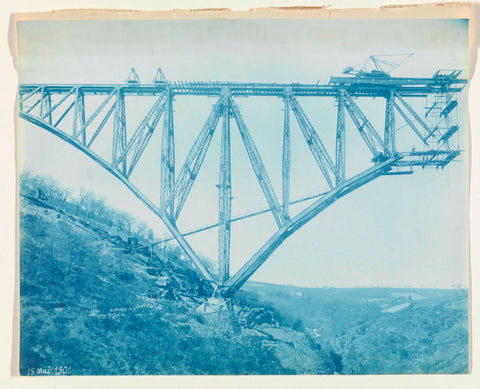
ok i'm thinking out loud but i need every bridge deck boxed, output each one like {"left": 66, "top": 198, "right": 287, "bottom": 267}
{"left": 19, "top": 76, "right": 467, "bottom": 98}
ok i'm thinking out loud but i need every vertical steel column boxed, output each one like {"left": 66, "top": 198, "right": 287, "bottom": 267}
{"left": 218, "top": 94, "right": 232, "bottom": 284}
{"left": 80, "top": 93, "right": 86, "bottom": 145}
{"left": 112, "top": 89, "right": 120, "bottom": 166}
{"left": 45, "top": 93, "right": 52, "bottom": 125}
{"left": 73, "top": 90, "right": 86, "bottom": 144}
{"left": 113, "top": 89, "right": 127, "bottom": 174}
{"left": 282, "top": 90, "right": 291, "bottom": 219}
{"left": 336, "top": 90, "right": 346, "bottom": 185}
{"left": 39, "top": 89, "right": 51, "bottom": 125}
{"left": 72, "top": 88, "right": 79, "bottom": 136}
{"left": 384, "top": 90, "right": 396, "bottom": 155}
{"left": 119, "top": 93, "right": 127, "bottom": 174}
{"left": 39, "top": 88, "right": 45, "bottom": 118}
{"left": 161, "top": 88, "right": 175, "bottom": 219}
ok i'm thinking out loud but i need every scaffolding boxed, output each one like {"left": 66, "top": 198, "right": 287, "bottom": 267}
{"left": 423, "top": 70, "right": 462, "bottom": 167}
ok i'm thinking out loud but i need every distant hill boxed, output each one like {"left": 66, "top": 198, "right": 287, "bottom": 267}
{"left": 243, "top": 281, "right": 469, "bottom": 374}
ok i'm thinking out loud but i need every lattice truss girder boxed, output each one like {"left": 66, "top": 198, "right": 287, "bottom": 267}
{"left": 18, "top": 78, "right": 465, "bottom": 296}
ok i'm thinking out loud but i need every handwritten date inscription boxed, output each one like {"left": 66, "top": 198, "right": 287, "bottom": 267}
{"left": 27, "top": 366, "right": 71, "bottom": 376}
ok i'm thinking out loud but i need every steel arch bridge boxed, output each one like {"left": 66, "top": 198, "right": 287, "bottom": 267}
{"left": 18, "top": 68, "right": 467, "bottom": 297}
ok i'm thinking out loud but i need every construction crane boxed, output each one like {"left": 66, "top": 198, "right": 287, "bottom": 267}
{"left": 126, "top": 67, "right": 141, "bottom": 85}
{"left": 343, "top": 54, "right": 414, "bottom": 78}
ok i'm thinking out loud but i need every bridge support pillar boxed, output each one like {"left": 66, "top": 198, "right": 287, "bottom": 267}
{"left": 218, "top": 93, "right": 232, "bottom": 284}
{"left": 282, "top": 89, "right": 291, "bottom": 219}
{"left": 73, "top": 89, "right": 86, "bottom": 145}
{"left": 40, "top": 91, "right": 53, "bottom": 125}
{"left": 161, "top": 88, "right": 175, "bottom": 219}
{"left": 385, "top": 90, "right": 396, "bottom": 155}
{"left": 336, "top": 90, "right": 346, "bottom": 185}
{"left": 112, "top": 89, "right": 127, "bottom": 174}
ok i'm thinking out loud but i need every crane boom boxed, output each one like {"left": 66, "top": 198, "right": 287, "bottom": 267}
{"left": 343, "top": 54, "right": 414, "bottom": 78}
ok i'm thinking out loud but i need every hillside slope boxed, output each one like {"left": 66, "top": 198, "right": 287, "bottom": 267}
{"left": 19, "top": 194, "right": 337, "bottom": 375}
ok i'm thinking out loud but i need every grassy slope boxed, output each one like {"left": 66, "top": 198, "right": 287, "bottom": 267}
{"left": 19, "top": 197, "right": 292, "bottom": 375}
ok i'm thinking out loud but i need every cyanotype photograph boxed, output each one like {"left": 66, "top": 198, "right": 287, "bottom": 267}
{"left": 17, "top": 11, "right": 470, "bottom": 375}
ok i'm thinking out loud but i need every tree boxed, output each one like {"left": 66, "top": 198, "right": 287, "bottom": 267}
{"left": 136, "top": 222, "right": 148, "bottom": 238}
{"left": 58, "top": 187, "right": 71, "bottom": 203}
{"left": 113, "top": 212, "right": 135, "bottom": 233}
{"left": 79, "top": 190, "right": 96, "bottom": 219}
{"left": 19, "top": 170, "right": 35, "bottom": 195}
{"left": 20, "top": 171, "right": 65, "bottom": 203}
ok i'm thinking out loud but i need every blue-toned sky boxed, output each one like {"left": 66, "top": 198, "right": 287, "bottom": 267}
{"left": 17, "top": 18, "right": 469, "bottom": 288}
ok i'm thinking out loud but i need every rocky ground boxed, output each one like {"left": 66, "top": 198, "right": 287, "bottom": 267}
{"left": 19, "top": 195, "right": 340, "bottom": 375}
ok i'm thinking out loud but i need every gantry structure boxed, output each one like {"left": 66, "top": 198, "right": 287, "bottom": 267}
{"left": 18, "top": 67, "right": 467, "bottom": 297}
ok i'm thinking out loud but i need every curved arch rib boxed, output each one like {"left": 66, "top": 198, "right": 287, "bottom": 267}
{"left": 220, "top": 155, "right": 398, "bottom": 297}
{"left": 20, "top": 109, "right": 398, "bottom": 297}
{"left": 19, "top": 111, "right": 217, "bottom": 285}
